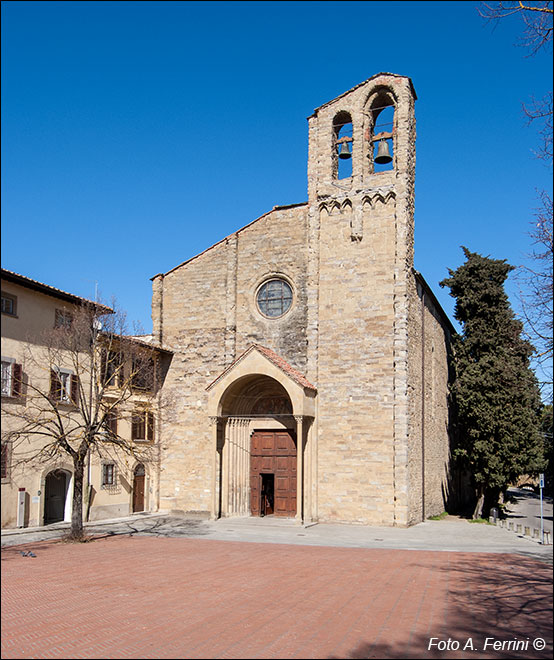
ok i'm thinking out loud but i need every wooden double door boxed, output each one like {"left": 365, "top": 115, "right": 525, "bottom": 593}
{"left": 250, "top": 430, "right": 296, "bottom": 517}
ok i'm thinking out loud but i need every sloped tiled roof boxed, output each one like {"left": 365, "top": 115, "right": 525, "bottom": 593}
{"left": 207, "top": 344, "right": 316, "bottom": 392}
{"left": 1, "top": 268, "right": 113, "bottom": 314}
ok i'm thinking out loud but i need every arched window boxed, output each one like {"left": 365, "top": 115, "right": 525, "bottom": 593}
{"left": 368, "top": 93, "right": 395, "bottom": 173}
{"left": 333, "top": 111, "right": 353, "bottom": 180}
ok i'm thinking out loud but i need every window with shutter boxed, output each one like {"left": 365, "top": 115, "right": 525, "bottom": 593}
{"left": 132, "top": 412, "right": 145, "bottom": 441}
{"left": 101, "top": 349, "right": 123, "bottom": 387}
{"left": 104, "top": 408, "right": 118, "bottom": 436}
{"left": 132, "top": 410, "right": 154, "bottom": 442}
{"left": 131, "top": 356, "right": 155, "bottom": 391}
{"left": 50, "top": 368, "right": 77, "bottom": 405}
{"left": 1, "top": 360, "right": 15, "bottom": 397}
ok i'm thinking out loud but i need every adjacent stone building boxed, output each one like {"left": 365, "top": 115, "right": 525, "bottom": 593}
{"left": 152, "top": 73, "right": 455, "bottom": 526}
{"left": 1, "top": 269, "right": 169, "bottom": 528}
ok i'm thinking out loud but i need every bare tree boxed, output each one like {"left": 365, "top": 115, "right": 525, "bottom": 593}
{"left": 519, "top": 192, "right": 553, "bottom": 385}
{"left": 480, "top": 1, "right": 553, "bottom": 397}
{"left": 2, "top": 302, "right": 162, "bottom": 540}
{"left": 480, "top": 1, "right": 553, "bottom": 53}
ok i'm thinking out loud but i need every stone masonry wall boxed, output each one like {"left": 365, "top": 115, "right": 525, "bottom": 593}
{"left": 152, "top": 205, "right": 308, "bottom": 514}
{"left": 315, "top": 199, "right": 398, "bottom": 524}
{"left": 407, "top": 274, "right": 452, "bottom": 524}
{"left": 306, "top": 74, "right": 417, "bottom": 525}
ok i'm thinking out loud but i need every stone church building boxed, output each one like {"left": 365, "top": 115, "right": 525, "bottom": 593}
{"left": 151, "top": 73, "right": 455, "bottom": 527}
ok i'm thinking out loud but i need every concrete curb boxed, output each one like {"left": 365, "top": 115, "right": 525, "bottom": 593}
{"left": 490, "top": 516, "right": 552, "bottom": 545}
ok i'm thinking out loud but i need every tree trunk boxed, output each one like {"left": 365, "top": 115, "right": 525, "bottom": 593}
{"left": 70, "top": 456, "right": 86, "bottom": 540}
{"left": 483, "top": 487, "right": 501, "bottom": 520}
{"left": 473, "top": 485, "right": 485, "bottom": 519}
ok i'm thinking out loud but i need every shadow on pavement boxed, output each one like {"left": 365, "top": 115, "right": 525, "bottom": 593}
{"left": 331, "top": 553, "right": 553, "bottom": 659}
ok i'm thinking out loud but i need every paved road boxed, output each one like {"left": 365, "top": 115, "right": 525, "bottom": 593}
{"left": 2, "top": 532, "right": 552, "bottom": 660}
{"left": 504, "top": 487, "right": 553, "bottom": 536}
{"left": 2, "top": 515, "right": 552, "bottom": 659}
{"left": 2, "top": 512, "right": 552, "bottom": 561}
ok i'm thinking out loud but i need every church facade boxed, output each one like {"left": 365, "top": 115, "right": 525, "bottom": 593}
{"left": 151, "top": 73, "right": 455, "bottom": 527}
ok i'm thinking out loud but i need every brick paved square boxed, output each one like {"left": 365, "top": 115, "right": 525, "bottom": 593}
{"left": 1, "top": 536, "right": 552, "bottom": 659}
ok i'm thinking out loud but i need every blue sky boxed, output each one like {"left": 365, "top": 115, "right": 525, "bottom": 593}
{"left": 2, "top": 2, "right": 552, "bottom": 348}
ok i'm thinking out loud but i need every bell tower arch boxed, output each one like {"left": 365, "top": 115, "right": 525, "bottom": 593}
{"left": 305, "top": 73, "right": 417, "bottom": 526}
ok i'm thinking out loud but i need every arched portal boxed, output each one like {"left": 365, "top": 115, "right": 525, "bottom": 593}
{"left": 218, "top": 375, "right": 297, "bottom": 518}
{"left": 44, "top": 469, "right": 70, "bottom": 524}
{"left": 206, "top": 344, "right": 316, "bottom": 523}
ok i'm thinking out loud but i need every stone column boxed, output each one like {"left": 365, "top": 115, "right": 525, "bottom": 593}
{"left": 304, "top": 419, "right": 312, "bottom": 522}
{"left": 226, "top": 417, "right": 250, "bottom": 516}
{"left": 241, "top": 419, "right": 250, "bottom": 515}
{"left": 230, "top": 418, "right": 237, "bottom": 514}
{"left": 222, "top": 419, "right": 230, "bottom": 516}
{"left": 209, "top": 416, "right": 219, "bottom": 520}
{"left": 295, "top": 416, "right": 304, "bottom": 523}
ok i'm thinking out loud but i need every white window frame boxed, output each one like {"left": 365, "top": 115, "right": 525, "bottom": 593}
{"left": 54, "top": 366, "right": 74, "bottom": 404}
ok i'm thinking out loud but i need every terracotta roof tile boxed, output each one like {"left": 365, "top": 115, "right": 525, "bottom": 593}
{"left": 1, "top": 268, "right": 113, "bottom": 314}
{"left": 206, "top": 344, "right": 316, "bottom": 392}
{"left": 253, "top": 344, "right": 316, "bottom": 391}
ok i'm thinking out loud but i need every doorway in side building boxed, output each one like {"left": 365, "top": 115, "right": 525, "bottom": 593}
{"left": 132, "top": 463, "right": 145, "bottom": 513}
{"left": 44, "top": 469, "right": 70, "bottom": 524}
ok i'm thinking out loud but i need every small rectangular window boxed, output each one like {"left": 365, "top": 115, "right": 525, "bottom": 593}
{"left": 102, "top": 463, "right": 115, "bottom": 486}
{"left": 1, "top": 360, "right": 21, "bottom": 398}
{"left": 131, "top": 356, "right": 155, "bottom": 392}
{"left": 132, "top": 410, "right": 154, "bottom": 442}
{"left": 55, "top": 309, "right": 73, "bottom": 329}
{"left": 104, "top": 408, "right": 118, "bottom": 436}
{"left": 1, "top": 361, "right": 13, "bottom": 397}
{"left": 101, "top": 349, "right": 123, "bottom": 387}
{"left": 50, "top": 369, "right": 79, "bottom": 405}
{"left": 1, "top": 292, "right": 17, "bottom": 316}
{"left": 59, "top": 372, "right": 72, "bottom": 402}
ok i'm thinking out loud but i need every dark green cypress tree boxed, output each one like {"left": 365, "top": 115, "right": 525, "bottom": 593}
{"left": 441, "top": 247, "right": 545, "bottom": 518}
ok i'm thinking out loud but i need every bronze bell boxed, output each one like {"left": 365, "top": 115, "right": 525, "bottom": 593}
{"left": 374, "top": 139, "right": 392, "bottom": 164}
{"left": 338, "top": 141, "right": 351, "bottom": 159}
